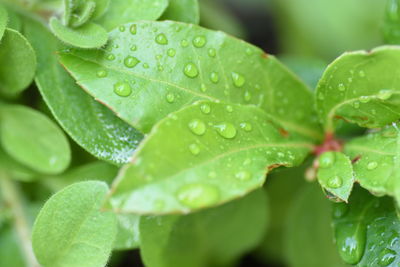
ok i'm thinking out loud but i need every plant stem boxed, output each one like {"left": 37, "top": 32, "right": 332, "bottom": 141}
{"left": 0, "top": 175, "right": 40, "bottom": 267}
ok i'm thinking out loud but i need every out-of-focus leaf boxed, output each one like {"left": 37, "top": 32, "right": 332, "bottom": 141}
{"left": 0, "top": 6, "right": 8, "bottom": 40}
{"left": 383, "top": 0, "right": 400, "bottom": 44}
{"left": 161, "top": 0, "right": 200, "bottom": 24}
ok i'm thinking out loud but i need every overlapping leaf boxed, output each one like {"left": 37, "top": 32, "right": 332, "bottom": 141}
{"left": 161, "top": 0, "right": 200, "bottom": 24}
{"left": 0, "top": 6, "right": 8, "bottom": 40}
{"left": 23, "top": 18, "right": 143, "bottom": 165}
{"left": 332, "top": 187, "right": 400, "bottom": 266}
{"left": 109, "top": 101, "right": 312, "bottom": 214}
{"left": 60, "top": 20, "right": 322, "bottom": 141}
{"left": 316, "top": 46, "right": 400, "bottom": 132}
{"left": 140, "top": 189, "right": 267, "bottom": 267}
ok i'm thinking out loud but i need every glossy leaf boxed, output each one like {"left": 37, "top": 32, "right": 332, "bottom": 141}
{"left": 96, "top": 0, "right": 168, "bottom": 30}
{"left": 113, "top": 214, "right": 140, "bottom": 250}
{"left": 0, "top": 28, "right": 36, "bottom": 94}
{"left": 285, "top": 183, "right": 346, "bottom": 267}
{"left": 316, "top": 46, "right": 400, "bottom": 132}
{"left": 109, "top": 101, "right": 312, "bottom": 214}
{"left": 0, "top": 6, "right": 8, "bottom": 40}
{"left": 344, "top": 125, "right": 400, "bottom": 202}
{"left": 0, "top": 105, "right": 71, "bottom": 175}
{"left": 140, "top": 189, "right": 267, "bottom": 267}
{"left": 317, "top": 151, "right": 354, "bottom": 202}
{"left": 332, "top": 187, "right": 400, "bottom": 266}
{"left": 50, "top": 17, "right": 108, "bottom": 49}
{"left": 161, "top": 0, "right": 200, "bottom": 24}
{"left": 23, "top": 18, "right": 143, "bottom": 165}
{"left": 60, "top": 20, "right": 322, "bottom": 140}
{"left": 384, "top": 0, "right": 400, "bottom": 44}
{"left": 32, "top": 181, "right": 118, "bottom": 267}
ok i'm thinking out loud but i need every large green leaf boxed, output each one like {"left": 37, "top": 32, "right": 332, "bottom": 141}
{"left": 384, "top": 0, "right": 400, "bottom": 44}
{"left": 284, "top": 183, "right": 346, "bottom": 267}
{"left": 332, "top": 187, "right": 400, "bottom": 266}
{"left": 161, "top": 0, "right": 200, "bottom": 24}
{"left": 344, "top": 125, "right": 400, "bottom": 203}
{"left": 0, "top": 6, "right": 8, "bottom": 40}
{"left": 0, "top": 105, "right": 71, "bottom": 175}
{"left": 32, "top": 181, "right": 117, "bottom": 267}
{"left": 96, "top": 0, "right": 168, "bottom": 30}
{"left": 316, "top": 46, "right": 400, "bottom": 132}
{"left": 113, "top": 214, "right": 141, "bottom": 250}
{"left": 140, "top": 189, "right": 268, "bottom": 267}
{"left": 23, "top": 18, "right": 143, "bottom": 165}
{"left": 317, "top": 151, "right": 354, "bottom": 202}
{"left": 60, "top": 20, "right": 322, "bottom": 140}
{"left": 109, "top": 101, "right": 312, "bottom": 214}
{"left": 0, "top": 28, "right": 36, "bottom": 94}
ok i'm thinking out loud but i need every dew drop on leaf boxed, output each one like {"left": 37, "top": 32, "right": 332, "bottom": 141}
{"left": 244, "top": 90, "right": 252, "bottom": 102}
{"left": 192, "top": 35, "right": 206, "bottom": 48}
{"left": 188, "top": 143, "right": 201, "bottom": 155}
{"left": 165, "top": 93, "right": 175, "bottom": 103}
{"left": 119, "top": 26, "right": 126, "bottom": 32}
{"left": 155, "top": 33, "right": 168, "bottom": 45}
{"left": 96, "top": 69, "right": 107, "bottom": 78}
{"left": 183, "top": 63, "right": 199, "bottom": 78}
{"left": 327, "top": 176, "right": 342, "bottom": 189}
{"left": 225, "top": 105, "right": 233, "bottom": 113}
{"left": 360, "top": 96, "right": 370, "bottom": 103}
{"left": 378, "top": 90, "right": 393, "bottom": 101}
{"left": 358, "top": 70, "right": 366, "bottom": 77}
{"left": 378, "top": 248, "right": 396, "bottom": 266}
{"left": 106, "top": 54, "right": 115, "bottom": 61}
{"left": 129, "top": 24, "right": 137, "bottom": 35}
{"left": 319, "top": 152, "right": 335, "bottom": 168}
{"left": 367, "top": 161, "right": 378, "bottom": 170}
{"left": 113, "top": 81, "right": 132, "bottom": 97}
{"left": 336, "top": 223, "right": 366, "bottom": 265}
{"left": 353, "top": 101, "right": 360, "bottom": 108}
{"left": 124, "top": 56, "right": 140, "bottom": 68}
{"left": 245, "top": 48, "right": 253, "bottom": 56}
{"left": 200, "top": 104, "right": 211, "bottom": 114}
{"left": 209, "top": 71, "right": 219, "bottom": 83}
{"left": 214, "top": 123, "right": 237, "bottom": 139}
{"left": 239, "top": 122, "right": 252, "bottom": 132}
{"left": 235, "top": 171, "right": 251, "bottom": 181}
{"left": 188, "top": 119, "right": 206, "bottom": 135}
{"left": 176, "top": 183, "right": 220, "bottom": 208}
{"left": 180, "top": 39, "right": 189, "bottom": 47}
{"left": 167, "top": 48, "right": 176, "bottom": 57}
{"left": 338, "top": 83, "right": 346, "bottom": 92}
{"left": 200, "top": 84, "right": 207, "bottom": 92}
{"left": 231, "top": 72, "right": 246, "bottom": 87}
{"left": 208, "top": 48, "right": 216, "bottom": 57}
{"left": 130, "top": 45, "right": 137, "bottom": 51}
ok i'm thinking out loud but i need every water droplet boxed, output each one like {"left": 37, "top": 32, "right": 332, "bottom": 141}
{"left": 113, "top": 81, "right": 132, "bottom": 97}
{"left": 336, "top": 223, "right": 366, "bottom": 265}
{"left": 188, "top": 119, "right": 206, "bottom": 135}
{"left": 231, "top": 72, "right": 246, "bottom": 87}
{"left": 210, "top": 72, "right": 219, "bottom": 83}
{"left": 188, "top": 143, "right": 200, "bottom": 155}
{"left": 200, "top": 84, "right": 207, "bottom": 92}
{"left": 360, "top": 96, "right": 370, "bottom": 103}
{"left": 353, "top": 101, "right": 360, "bottom": 108}
{"left": 124, "top": 56, "right": 140, "bottom": 68}
{"left": 333, "top": 203, "right": 349, "bottom": 218}
{"left": 155, "top": 54, "right": 162, "bottom": 60}
{"left": 183, "top": 63, "right": 199, "bottom": 78}
{"left": 245, "top": 48, "right": 253, "bottom": 56}
{"left": 226, "top": 105, "right": 233, "bottom": 113}
{"left": 358, "top": 70, "right": 365, "bottom": 77}
{"left": 235, "top": 171, "right": 251, "bottom": 181}
{"left": 130, "top": 45, "right": 137, "bottom": 51}
{"left": 119, "top": 25, "right": 126, "bottom": 32}
{"left": 142, "top": 63, "right": 149, "bottom": 69}
{"left": 200, "top": 104, "right": 211, "bottom": 114}
{"left": 155, "top": 33, "right": 168, "bottom": 45}
{"left": 166, "top": 93, "right": 175, "bottom": 103}
{"left": 193, "top": 35, "right": 207, "bottom": 48}
{"left": 319, "top": 152, "right": 335, "bottom": 168}
{"left": 106, "top": 54, "right": 115, "bottom": 61}
{"left": 176, "top": 183, "right": 219, "bottom": 208}
{"left": 167, "top": 48, "right": 176, "bottom": 57}
{"left": 96, "top": 70, "right": 107, "bottom": 78}
{"left": 215, "top": 123, "right": 237, "bottom": 139}
{"left": 378, "top": 90, "right": 393, "bottom": 101}
{"left": 367, "top": 161, "right": 378, "bottom": 170}
{"left": 338, "top": 83, "right": 346, "bottom": 92}
{"left": 129, "top": 24, "right": 137, "bottom": 35}
{"left": 240, "top": 122, "right": 252, "bottom": 132}
{"left": 378, "top": 248, "right": 396, "bottom": 266}
{"left": 327, "top": 176, "right": 342, "bottom": 189}
{"left": 180, "top": 39, "right": 189, "bottom": 47}
{"left": 157, "top": 65, "right": 164, "bottom": 71}
{"left": 208, "top": 48, "right": 216, "bottom": 57}
{"left": 244, "top": 91, "right": 252, "bottom": 102}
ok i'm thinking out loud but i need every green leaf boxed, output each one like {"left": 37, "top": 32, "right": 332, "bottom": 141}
{"left": 32, "top": 181, "right": 118, "bottom": 267}
{"left": 109, "top": 101, "right": 312, "bottom": 214}
{"left": 161, "top": 0, "right": 200, "bottom": 24}
{"left": 23, "top": 17, "right": 143, "bottom": 165}
{"left": 344, "top": 125, "right": 400, "bottom": 202}
{"left": 0, "top": 6, "right": 8, "bottom": 40}
{"left": 284, "top": 183, "right": 346, "bottom": 267}
{"left": 113, "top": 214, "right": 141, "bottom": 250}
{"left": 0, "top": 105, "right": 71, "bottom": 175}
{"left": 0, "top": 147, "right": 36, "bottom": 182}
{"left": 59, "top": 20, "right": 322, "bottom": 140}
{"left": 384, "top": 0, "right": 400, "bottom": 44}
{"left": 332, "top": 187, "right": 400, "bottom": 266}
{"left": 69, "top": 0, "right": 96, "bottom": 28}
{"left": 140, "top": 189, "right": 268, "bottom": 267}
{"left": 50, "top": 17, "right": 108, "bottom": 49}
{"left": 317, "top": 151, "right": 354, "bottom": 202}
{"left": 0, "top": 227, "right": 25, "bottom": 267}
{"left": 96, "top": 0, "right": 168, "bottom": 30}
{"left": 316, "top": 46, "right": 400, "bottom": 132}
{"left": 0, "top": 28, "right": 36, "bottom": 94}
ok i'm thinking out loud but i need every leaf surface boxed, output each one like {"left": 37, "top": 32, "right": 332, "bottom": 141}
{"left": 23, "top": 18, "right": 143, "bottom": 165}
{"left": 161, "top": 0, "right": 200, "bottom": 24}
{"left": 140, "top": 189, "right": 267, "bottom": 267}
{"left": 0, "top": 105, "right": 71, "bottom": 175}
{"left": 113, "top": 214, "right": 141, "bottom": 250}
{"left": 109, "top": 101, "right": 312, "bottom": 214}
{"left": 0, "top": 28, "right": 36, "bottom": 94}
{"left": 32, "top": 181, "right": 117, "bottom": 267}
{"left": 60, "top": 20, "right": 322, "bottom": 140}
{"left": 0, "top": 5, "right": 8, "bottom": 40}
{"left": 316, "top": 46, "right": 400, "bottom": 132}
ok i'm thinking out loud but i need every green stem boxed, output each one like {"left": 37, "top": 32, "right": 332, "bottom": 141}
{"left": 0, "top": 175, "right": 40, "bottom": 267}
